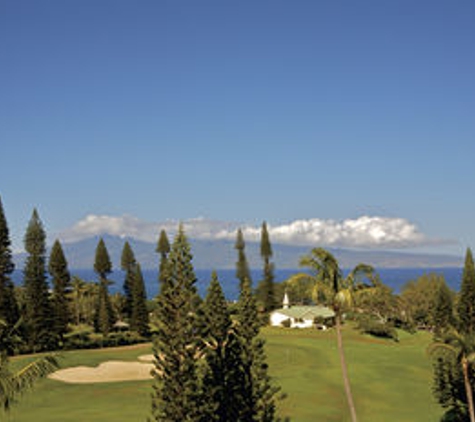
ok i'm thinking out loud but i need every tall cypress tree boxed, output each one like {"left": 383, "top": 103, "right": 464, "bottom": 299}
{"left": 256, "top": 222, "right": 277, "bottom": 318}
{"left": 235, "top": 228, "right": 251, "bottom": 289}
{"left": 48, "top": 239, "right": 71, "bottom": 341}
{"left": 156, "top": 229, "right": 170, "bottom": 292}
{"left": 121, "top": 241, "right": 136, "bottom": 319}
{"left": 151, "top": 225, "right": 203, "bottom": 421}
{"left": 201, "top": 271, "right": 243, "bottom": 421}
{"left": 0, "top": 196, "right": 18, "bottom": 328}
{"left": 236, "top": 278, "right": 280, "bottom": 421}
{"left": 93, "top": 238, "right": 114, "bottom": 335}
{"left": 457, "top": 248, "right": 475, "bottom": 334}
{"left": 130, "top": 263, "right": 149, "bottom": 336}
{"left": 23, "top": 209, "right": 55, "bottom": 351}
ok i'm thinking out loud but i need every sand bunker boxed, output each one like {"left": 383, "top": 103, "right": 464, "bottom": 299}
{"left": 138, "top": 354, "right": 154, "bottom": 362}
{"left": 49, "top": 355, "right": 156, "bottom": 384}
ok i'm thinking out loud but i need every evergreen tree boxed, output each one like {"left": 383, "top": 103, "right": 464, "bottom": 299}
{"left": 0, "top": 196, "right": 19, "bottom": 328}
{"left": 432, "top": 353, "right": 466, "bottom": 419}
{"left": 156, "top": 229, "right": 170, "bottom": 291}
{"left": 236, "top": 278, "right": 280, "bottom": 421}
{"left": 433, "top": 280, "right": 454, "bottom": 338}
{"left": 235, "top": 228, "right": 251, "bottom": 289}
{"left": 256, "top": 222, "right": 277, "bottom": 318}
{"left": 201, "top": 271, "right": 244, "bottom": 421}
{"left": 48, "top": 239, "right": 71, "bottom": 341}
{"left": 430, "top": 330, "right": 475, "bottom": 421}
{"left": 23, "top": 209, "right": 55, "bottom": 351}
{"left": 93, "top": 238, "right": 114, "bottom": 335}
{"left": 94, "top": 238, "right": 112, "bottom": 277}
{"left": 121, "top": 241, "right": 136, "bottom": 319}
{"left": 130, "top": 263, "right": 149, "bottom": 336}
{"left": 458, "top": 248, "right": 475, "bottom": 334}
{"left": 151, "top": 225, "right": 203, "bottom": 421}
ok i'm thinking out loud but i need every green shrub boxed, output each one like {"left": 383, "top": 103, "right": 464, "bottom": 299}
{"left": 356, "top": 315, "right": 398, "bottom": 341}
{"left": 63, "top": 330, "right": 147, "bottom": 350}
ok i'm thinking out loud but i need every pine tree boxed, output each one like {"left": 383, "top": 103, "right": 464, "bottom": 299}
{"left": 23, "top": 209, "right": 55, "bottom": 351}
{"left": 256, "top": 222, "right": 277, "bottom": 319}
{"left": 93, "top": 238, "right": 114, "bottom": 335}
{"left": 121, "top": 241, "right": 136, "bottom": 319}
{"left": 433, "top": 280, "right": 454, "bottom": 338}
{"left": 151, "top": 225, "right": 203, "bottom": 421}
{"left": 457, "top": 248, "right": 475, "bottom": 334}
{"left": 432, "top": 353, "right": 465, "bottom": 417}
{"left": 156, "top": 229, "right": 170, "bottom": 292}
{"left": 235, "top": 228, "right": 251, "bottom": 289}
{"left": 236, "top": 278, "right": 280, "bottom": 421}
{"left": 0, "top": 196, "right": 19, "bottom": 329}
{"left": 430, "top": 331, "right": 475, "bottom": 421}
{"left": 130, "top": 263, "right": 149, "bottom": 336}
{"left": 48, "top": 239, "right": 71, "bottom": 341}
{"left": 201, "top": 271, "right": 244, "bottom": 421}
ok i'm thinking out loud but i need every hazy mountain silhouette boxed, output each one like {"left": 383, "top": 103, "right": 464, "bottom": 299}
{"left": 13, "top": 234, "right": 461, "bottom": 270}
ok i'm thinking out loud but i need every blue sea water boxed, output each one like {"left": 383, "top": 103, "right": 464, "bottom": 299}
{"left": 12, "top": 267, "right": 463, "bottom": 301}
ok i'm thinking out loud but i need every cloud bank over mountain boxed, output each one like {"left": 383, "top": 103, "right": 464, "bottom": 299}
{"left": 59, "top": 214, "right": 441, "bottom": 249}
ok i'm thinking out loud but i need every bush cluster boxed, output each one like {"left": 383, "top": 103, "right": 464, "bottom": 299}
{"left": 63, "top": 329, "right": 147, "bottom": 350}
{"left": 356, "top": 315, "right": 398, "bottom": 341}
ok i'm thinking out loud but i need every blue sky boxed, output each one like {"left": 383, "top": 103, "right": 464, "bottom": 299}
{"left": 1, "top": 0, "right": 474, "bottom": 256}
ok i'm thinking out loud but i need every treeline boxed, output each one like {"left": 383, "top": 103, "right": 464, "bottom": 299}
{"left": 0, "top": 204, "right": 151, "bottom": 352}
{"left": 0, "top": 198, "right": 279, "bottom": 353}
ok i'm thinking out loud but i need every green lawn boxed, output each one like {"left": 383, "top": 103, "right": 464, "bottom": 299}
{"left": 265, "top": 327, "right": 442, "bottom": 421}
{"left": 7, "top": 327, "right": 443, "bottom": 421}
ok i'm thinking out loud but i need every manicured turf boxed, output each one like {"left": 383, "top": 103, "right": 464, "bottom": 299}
{"left": 8, "top": 327, "right": 443, "bottom": 421}
{"left": 265, "top": 327, "right": 442, "bottom": 421}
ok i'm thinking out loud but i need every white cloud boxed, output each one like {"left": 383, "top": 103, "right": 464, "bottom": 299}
{"left": 59, "top": 214, "right": 437, "bottom": 249}
{"left": 59, "top": 214, "right": 240, "bottom": 244}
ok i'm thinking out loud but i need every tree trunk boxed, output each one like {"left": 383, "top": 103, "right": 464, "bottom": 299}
{"left": 335, "top": 314, "right": 358, "bottom": 422}
{"left": 462, "top": 358, "right": 475, "bottom": 422}
{"left": 75, "top": 295, "right": 80, "bottom": 325}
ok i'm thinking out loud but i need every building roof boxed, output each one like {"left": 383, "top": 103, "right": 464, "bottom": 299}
{"left": 273, "top": 305, "right": 335, "bottom": 320}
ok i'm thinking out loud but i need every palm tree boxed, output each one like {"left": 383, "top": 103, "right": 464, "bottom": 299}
{"left": 300, "top": 248, "right": 377, "bottom": 422}
{"left": 429, "top": 330, "right": 475, "bottom": 422}
{"left": 0, "top": 320, "right": 58, "bottom": 412}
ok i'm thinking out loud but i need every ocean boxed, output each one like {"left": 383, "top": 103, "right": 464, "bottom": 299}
{"left": 12, "top": 267, "right": 463, "bottom": 301}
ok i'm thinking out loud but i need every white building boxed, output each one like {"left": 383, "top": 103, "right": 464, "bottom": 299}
{"left": 270, "top": 293, "right": 335, "bottom": 329}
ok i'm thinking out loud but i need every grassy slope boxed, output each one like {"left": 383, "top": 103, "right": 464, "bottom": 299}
{"left": 266, "top": 327, "right": 442, "bottom": 421}
{"left": 8, "top": 327, "right": 442, "bottom": 422}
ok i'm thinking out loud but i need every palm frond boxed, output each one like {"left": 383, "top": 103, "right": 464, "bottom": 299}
{"left": 335, "top": 289, "right": 353, "bottom": 309}
{"left": 347, "top": 264, "right": 377, "bottom": 288}
{"left": 13, "top": 354, "right": 59, "bottom": 392}
{"left": 427, "top": 342, "right": 457, "bottom": 357}
{"left": 1, "top": 354, "right": 59, "bottom": 412}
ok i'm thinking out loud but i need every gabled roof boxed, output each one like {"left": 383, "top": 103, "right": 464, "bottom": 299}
{"left": 273, "top": 305, "right": 335, "bottom": 320}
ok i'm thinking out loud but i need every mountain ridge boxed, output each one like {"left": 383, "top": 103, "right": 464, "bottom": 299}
{"left": 13, "top": 234, "right": 462, "bottom": 270}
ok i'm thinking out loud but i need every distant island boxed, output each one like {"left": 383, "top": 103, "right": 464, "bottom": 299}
{"left": 13, "top": 234, "right": 463, "bottom": 270}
